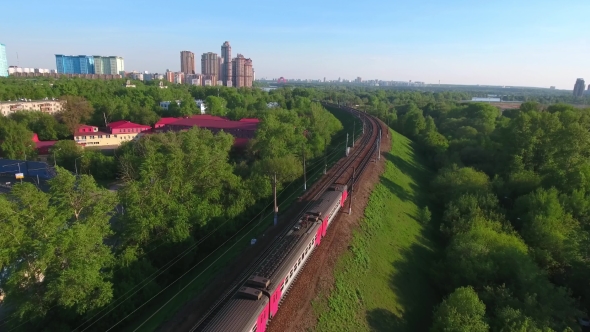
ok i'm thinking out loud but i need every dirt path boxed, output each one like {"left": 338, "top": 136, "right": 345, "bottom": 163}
{"left": 267, "top": 121, "right": 391, "bottom": 332}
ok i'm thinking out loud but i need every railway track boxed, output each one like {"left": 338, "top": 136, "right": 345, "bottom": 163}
{"left": 188, "top": 104, "right": 381, "bottom": 332}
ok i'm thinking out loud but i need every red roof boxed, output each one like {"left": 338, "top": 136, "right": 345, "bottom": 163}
{"left": 239, "top": 118, "right": 260, "bottom": 123}
{"left": 35, "top": 140, "right": 57, "bottom": 149}
{"left": 169, "top": 118, "right": 258, "bottom": 131}
{"left": 108, "top": 120, "right": 151, "bottom": 129}
{"left": 155, "top": 117, "right": 180, "bottom": 127}
{"left": 76, "top": 124, "right": 98, "bottom": 133}
{"left": 187, "top": 115, "right": 228, "bottom": 121}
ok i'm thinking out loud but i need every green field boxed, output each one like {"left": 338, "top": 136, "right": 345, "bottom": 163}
{"left": 313, "top": 129, "right": 440, "bottom": 332}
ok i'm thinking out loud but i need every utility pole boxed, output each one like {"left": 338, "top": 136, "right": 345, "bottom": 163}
{"left": 324, "top": 139, "right": 327, "bottom": 174}
{"left": 352, "top": 121, "right": 355, "bottom": 147}
{"left": 303, "top": 145, "right": 307, "bottom": 191}
{"left": 273, "top": 172, "right": 278, "bottom": 226}
{"left": 345, "top": 133, "right": 349, "bottom": 156}
{"left": 349, "top": 167, "right": 355, "bottom": 214}
{"left": 377, "top": 129, "right": 382, "bottom": 161}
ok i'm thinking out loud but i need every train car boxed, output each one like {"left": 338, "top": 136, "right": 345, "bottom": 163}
{"left": 200, "top": 185, "right": 347, "bottom": 332}
{"left": 202, "top": 287, "right": 270, "bottom": 332}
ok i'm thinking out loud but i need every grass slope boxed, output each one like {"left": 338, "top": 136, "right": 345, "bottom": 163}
{"left": 314, "top": 129, "right": 440, "bottom": 332}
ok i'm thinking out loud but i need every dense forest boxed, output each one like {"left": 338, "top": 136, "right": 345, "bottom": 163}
{"left": 346, "top": 89, "right": 590, "bottom": 331}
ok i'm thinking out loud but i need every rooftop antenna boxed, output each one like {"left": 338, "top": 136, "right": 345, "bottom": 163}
{"left": 16, "top": 52, "right": 19, "bottom": 67}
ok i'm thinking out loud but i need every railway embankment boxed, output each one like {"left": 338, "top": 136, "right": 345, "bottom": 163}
{"left": 312, "top": 128, "right": 440, "bottom": 332}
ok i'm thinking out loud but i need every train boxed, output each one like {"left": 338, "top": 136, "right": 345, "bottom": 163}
{"left": 201, "top": 183, "right": 349, "bottom": 332}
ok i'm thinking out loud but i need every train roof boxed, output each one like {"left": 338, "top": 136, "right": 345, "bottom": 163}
{"left": 307, "top": 190, "right": 342, "bottom": 216}
{"left": 248, "top": 217, "right": 321, "bottom": 290}
{"left": 202, "top": 289, "right": 269, "bottom": 332}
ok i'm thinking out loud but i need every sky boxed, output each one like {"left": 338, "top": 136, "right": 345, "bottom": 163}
{"left": 1, "top": 0, "right": 589, "bottom": 89}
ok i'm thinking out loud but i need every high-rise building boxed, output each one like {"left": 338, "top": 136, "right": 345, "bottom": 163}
{"left": 201, "top": 52, "right": 219, "bottom": 82}
{"left": 93, "top": 56, "right": 124, "bottom": 75}
{"left": 180, "top": 51, "right": 195, "bottom": 74}
{"left": 165, "top": 70, "right": 175, "bottom": 83}
{"left": 0, "top": 43, "right": 8, "bottom": 77}
{"left": 221, "top": 41, "right": 232, "bottom": 86}
{"left": 55, "top": 55, "right": 95, "bottom": 74}
{"left": 574, "top": 78, "right": 586, "bottom": 97}
{"left": 231, "top": 54, "right": 253, "bottom": 88}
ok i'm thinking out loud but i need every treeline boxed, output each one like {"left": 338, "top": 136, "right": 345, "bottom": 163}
{"left": 350, "top": 89, "right": 590, "bottom": 330}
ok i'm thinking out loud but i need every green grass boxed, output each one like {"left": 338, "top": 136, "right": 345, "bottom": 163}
{"left": 313, "top": 129, "right": 440, "bottom": 332}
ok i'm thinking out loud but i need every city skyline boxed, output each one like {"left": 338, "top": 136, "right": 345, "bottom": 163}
{"left": 1, "top": 0, "right": 589, "bottom": 89}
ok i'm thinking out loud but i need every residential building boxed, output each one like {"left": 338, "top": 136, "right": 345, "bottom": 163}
{"left": 55, "top": 55, "right": 95, "bottom": 74}
{"left": 0, "top": 43, "right": 8, "bottom": 77}
{"left": 0, "top": 100, "right": 64, "bottom": 116}
{"left": 180, "top": 51, "right": 195, "bottom": 74}
{"left": 232, "top": 54, "right": 253, "bottom": 88}
{"left": 220, "top": 41, "right": 233, "bottom": 86}
{"left": 93, "top": 56, "right": 124, "bottom": 75}
{"left": 574, "top": 78, "right": 586, "bottom": 97}
{"left": 73, "top": 121, "right": 151, "bottom": 148}
{"left": 185, "top": 73, "right": 202, "bottom": 85}
{"left": 203, "top": 75, "right": 217, "bottom": 86}
{"left": 201, "top": 52, "right": 219, "bottom": 79}
{"left": 165, "top": 70, "right": 175, "bottom": 83}
{"left": 174, "top": 72, "right": 185, "bottom": 84}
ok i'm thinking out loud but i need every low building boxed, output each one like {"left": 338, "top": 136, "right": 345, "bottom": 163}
{"left": 74, "top": 121, "right": 151, "bottom": 148}
{"left": 0, "top": 100, "right": 64, "bottom": 116}
{"left": 32, "top": 133, "right": 57, "bottom": 155}
{"left": 162, "top": 115, "right": 259, "bottom": 139}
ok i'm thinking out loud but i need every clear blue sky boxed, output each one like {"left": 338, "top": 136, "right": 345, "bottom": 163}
{"left": 1, "top": 0, "right": 588, "bottom": 89}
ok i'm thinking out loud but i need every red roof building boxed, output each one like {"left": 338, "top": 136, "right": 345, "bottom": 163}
{"left": 107, "top": 120, "right": 151, "bottom": 134}
{"left": 160, "top": 115, "right": 259, "bottom": 140}
{"left": 74, "top": 121, "right": 151, "bottom": 148}
{"left": 32, "top": 133, "right": 57, "bottom": 155}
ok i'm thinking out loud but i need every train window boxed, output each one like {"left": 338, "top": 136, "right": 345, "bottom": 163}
{"left": 251, "top": 324, "right": 257, "bottom": 332}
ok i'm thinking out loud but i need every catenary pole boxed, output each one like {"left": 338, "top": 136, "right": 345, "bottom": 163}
{"left": 273, "top": 172, "right": 278, "bottom": 226}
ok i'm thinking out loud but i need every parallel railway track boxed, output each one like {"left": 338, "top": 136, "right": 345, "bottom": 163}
{"left": 188, "top": 104, "right": 381, "bottom": 332}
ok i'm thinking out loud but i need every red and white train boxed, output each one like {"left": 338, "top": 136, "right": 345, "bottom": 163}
{"left": 202, "top": 184, "right": 348, "bottom": 332}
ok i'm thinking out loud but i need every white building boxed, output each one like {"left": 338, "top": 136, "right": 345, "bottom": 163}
{"left": 160, "top": 100, "right": 206, "bottom": 114}
{"left": 0, "top": 99, "right": 64, "bottom": 116}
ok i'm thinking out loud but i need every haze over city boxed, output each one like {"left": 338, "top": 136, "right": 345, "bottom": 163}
{"left": 1, "top": 0, "right": 589, "bottom": 88}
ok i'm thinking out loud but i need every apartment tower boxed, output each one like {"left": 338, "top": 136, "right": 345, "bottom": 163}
{"left": 221, "top": 41, "right": 232, "bottom": 86}
{"left": 201, "top": 52, "right": 219, "bottom": 84}
{"left": 574, "top": 78, "right": 586, "bottom": 97}
{"left": 180, "top": 51, "right": 195, "bottom": 74}
{"left": 231, "top": 54, "right": 253, "bottom": 88}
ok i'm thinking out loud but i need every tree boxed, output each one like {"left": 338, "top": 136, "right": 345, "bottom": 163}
{"left": 205, "top": 96, "right": 227, "bottom": 116}
{"left": 513, "top": 188, "right": 581, "bottom": 273}
{"left": 52, "top": 140, "right": 83, "bottom": 171}
{"left": 0, "top": 118, "right": 36, "bottom": 160}
{"left": 431, "top": 286, "right": 489, "bottom": 332}
{"left": 58, "top": 96, "right": 94, "bottom": 134}
{"left": 0, "top": 168, "right": 116, "bottom": 323}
